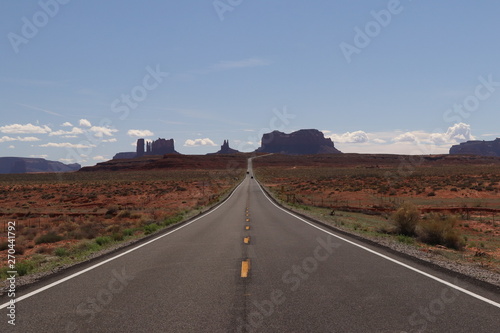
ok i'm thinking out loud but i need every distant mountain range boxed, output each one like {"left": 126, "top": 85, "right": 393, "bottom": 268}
{"left": 114, "top": 129, "right": 341, "bottom": 160}
{"left": 0, "top": 157, "right": 81, "bottom": 174}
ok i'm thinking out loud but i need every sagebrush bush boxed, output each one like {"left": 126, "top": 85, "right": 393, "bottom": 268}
{"left": 95, "top": 236, "right": 112, "bottom": 246}
{"left": 0, "top": 241, "right": 8, "bottom": 251}
{"left": 143, "top": 223, "right": 159, "bottom": 235}
{"left": 78, "top": 222, "right": 99, "bottom": 239}
{"left": 391, "top": 202, "right": 420, "bottom": 236}
{"left": 417, "top": 213, "right": 465, "bottom": 250}
{"left": 35, "top": 231, "right": 64, "bottom": 245}
{"left": 55, "top": 247, "right": 68, "bottom": 257}
{"left": 16, "top": 260, "right": 35, "bottom": 276}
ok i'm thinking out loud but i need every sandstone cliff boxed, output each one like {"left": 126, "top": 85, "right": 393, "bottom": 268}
{"left": 256, "top": 129, "right": 342, "bottom": 155}
{"left": 449, "top": 138, "right": 500, "bottom": 157}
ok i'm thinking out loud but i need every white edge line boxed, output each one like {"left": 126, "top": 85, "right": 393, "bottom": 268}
{"left": 0, "top": 179, "right": 247, "bottom": 309}
{"left": 257, "top": 181, "right": 500, "bottom": 309}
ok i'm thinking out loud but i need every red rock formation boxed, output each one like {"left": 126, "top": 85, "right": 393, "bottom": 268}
{"left": 208, "top": 140, "right": 240, "bottom": 155}
{"left": 450, "top": 138, "right": 500, "bottom": 157}
{"left": 136, "top": 138, "right": 145, "bottom": 157}
{"left": 256, "top": 129, "right": 342, "bottom": 155}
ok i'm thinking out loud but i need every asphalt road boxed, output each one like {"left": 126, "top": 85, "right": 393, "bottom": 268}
{"left": 1, "top": 161, "right": 499, "bottom": 332}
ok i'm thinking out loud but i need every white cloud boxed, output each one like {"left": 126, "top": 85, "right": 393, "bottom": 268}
{"left": 372, "top": 138, "right": 387, "bottom": 144}
{"left": 102, "top": 138, "right": 117, "bottom": 143}
{"left": 127, "top": 129, "right": 154, "bottom": 137}
{"left": 0, "top": 136, "right": 18, "bottom": 143}
{"left": 49, "top": 127, "right": 84, "bottom": 136}
{"left": 59, "top": 158, "right": 75, "bottom": 163}
{"left": 0, "top": 123, "right": 51, "bottom": 134}
{"left": 429, "top": 123, "right": 474, "bottom": 145}
{"left": 30, "top": 154, "right": 48, "bottom": 159}
{"left": 19, "top": 136, "right": 40, "bottom": 142}
{"left": 79, "top": 119, "right": 92, "bottom": 127}
{"left": 61, "top": 122, "right": 73, "bottom": 127}
{"left": 393, "top": 132, "right": 418, "bottom": 143}
{"left": 39, "top": 142, "right": 96, "bottom": 149}
{"left": 8, "top": 145, "right": 14, "bottom": 149}
{"left": 93, "top": 155, "right": 107, "bottom": 161}
{"left": 0, "top": 136, "right": 40, "bottom": 143}
{"left": 89, "top": 126, "right": 118, "bottom": 137}
{"left": 183, "top": 138, "right": 217, "bottom": 147}
{"left": 325, "top": 130, "right": 369, "bottom": 143}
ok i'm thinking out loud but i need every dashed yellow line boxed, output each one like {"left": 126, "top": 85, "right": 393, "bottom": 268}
{"left": 244, "top": 236, "right": 250, "bottom": 244}
{"left": 245, "top": 226, "right": 250, "bottom": 230}
{"left": 246, "top": 218, "right": 250, "bottom": 222}
{"left": 241, "top": 260, "right": 250, "bottom": 278}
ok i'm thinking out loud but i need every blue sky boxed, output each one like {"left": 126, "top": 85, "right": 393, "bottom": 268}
{"left": 1, "top": 0, "right": 500, "bottom": 166}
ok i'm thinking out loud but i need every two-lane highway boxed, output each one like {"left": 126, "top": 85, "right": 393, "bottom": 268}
{"left": 1, "top": 160, "right": 499, "bottom": 332}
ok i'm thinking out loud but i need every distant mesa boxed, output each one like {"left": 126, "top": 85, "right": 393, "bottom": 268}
{"left": 449, "top": 138, "right": 500, "bottom": 157}
{"left": 208, "top": 140, "right": 240, "bottom": 155}
{"left": 256, "top": 129, "right": 342, "bottom": 155}
{"left": 113, "top": 137, "right": 179, "bottom": 160}
{"left": 0, "top": 157, "right": 80, "bottom": 174}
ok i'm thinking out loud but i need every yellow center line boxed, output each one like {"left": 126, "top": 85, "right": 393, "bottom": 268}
{"left": 244, "top": 237, "right": 250, "bottom": 244}
{"left": 241, "top": 260, "right": 250, "bottom": 278}
{"left": 245, "top": 226, "right": 250, "bottom": 230}
{"left": 246, "top": 218, "right": 250, "bottom": 222}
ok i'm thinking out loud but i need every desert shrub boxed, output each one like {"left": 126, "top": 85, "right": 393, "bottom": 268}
{"left": 57, "top": 221, "right": 78, "bottom": 234}
{"left": 112, "top": 232, "right": 124, "bottom": 242}
{"left": 391, "top": 202, "right": 420, "bottom": 236}
{"left": 417, "top": 214, "right": 465, "bottom": 250}
{"left": 55, "top": 247, "right": 68, "bottom": 257}
{"left": 105, "top": 207, "right": 118, "bottom": 219}
{"left": 123, "top": 229, "right": 134, "bottom": 236}
{"left": 0, "top": 241, "right": 8, "bottom": 251}
{"left": 73, "top": 240, "right": 100, "bottom": 253}
{"left": 22, "top": 227, "right": 38, "bottom": 241}
{"left": 143, "top": 223, "right": 159, "bottom": 235}
{"left": 95, "top": 236, "right": 112, "bottom": 246}
{"left": 35, "top": 245, "right": 52, "bottom": 254}
{"left": 35, "top": 231, "right": 64, "bottom": 245}
{"left": 105, "top": 224, "right": 121, "bottom": 234}
{"left": 117, "top": 210, "right": 131, "bottom": 218}
{"left": 15, "top": 245, "right": 26, "bottom": 255}
{"left": 78, "top": 222, "right": 99, "bottom": 239}
{"left": 163, "top": 214, "right": 184, "bottom": 226}
{"left": 16, "top": 260, "right": 35, "bottom": 276}
{"left": 396, "top": 235, "right": 414, "bottom": 245}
